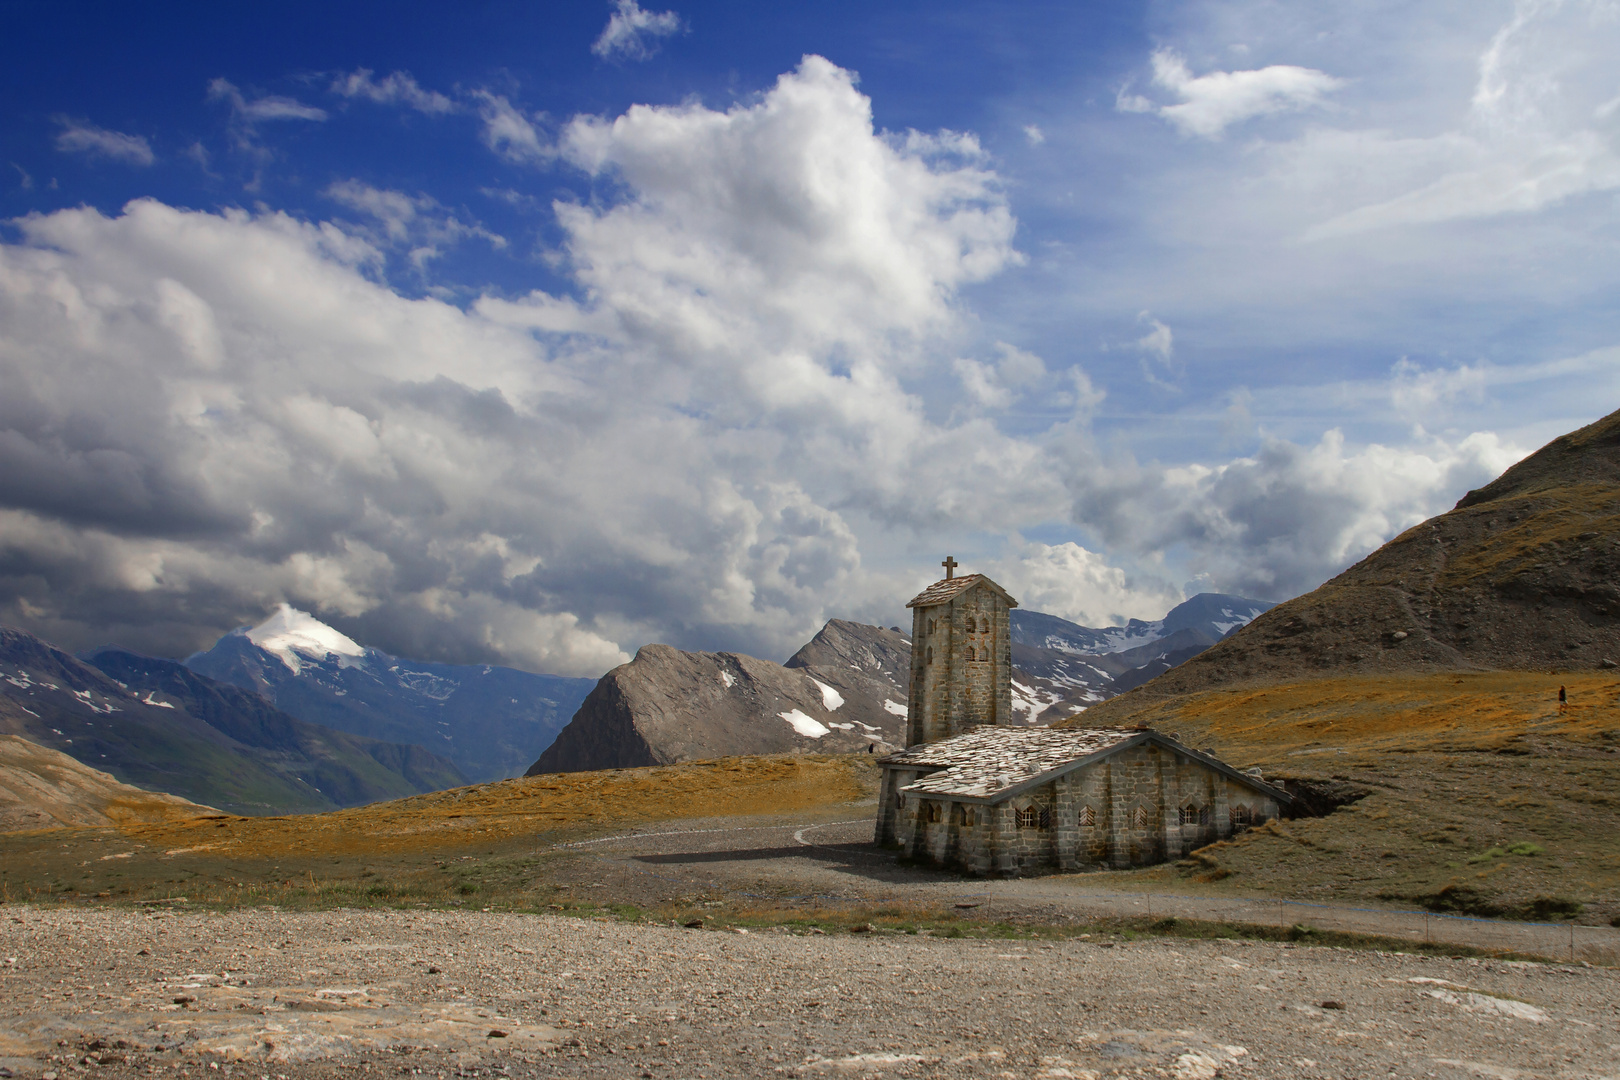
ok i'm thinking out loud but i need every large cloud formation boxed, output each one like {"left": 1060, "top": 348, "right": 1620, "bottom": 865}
{"left": 0, "top": 57, "right": 1519, "bottom": 673}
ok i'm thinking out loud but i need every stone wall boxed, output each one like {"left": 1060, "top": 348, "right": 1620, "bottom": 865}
{"left": 882, "top": 743, "right": 1282, "bottom": 876}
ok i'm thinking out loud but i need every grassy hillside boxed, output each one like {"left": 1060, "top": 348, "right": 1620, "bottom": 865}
{"left": 0, "top": 753, "right": 877, "bottom": 907}
{"left": 1070, "top": 671, "right": 1620, "bottom": 923}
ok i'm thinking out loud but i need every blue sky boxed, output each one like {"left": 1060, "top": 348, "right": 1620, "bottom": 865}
{"left": 2, "top": 0, "right": 1618, "bottom": 673}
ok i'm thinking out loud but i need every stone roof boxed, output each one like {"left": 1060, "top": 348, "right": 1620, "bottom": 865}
{"left": 883, "top": 725, "right": 1292, "bottom": 804}
{"left": 887, "top": 726, "right": 1135, "bottom": 799}
{"left": 904, "top": 574, "right": 1019, "bottom": 610}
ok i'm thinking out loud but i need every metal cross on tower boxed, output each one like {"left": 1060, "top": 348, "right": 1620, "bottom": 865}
{"left": 941, "top": 555, "right": 958, "bottom": 580}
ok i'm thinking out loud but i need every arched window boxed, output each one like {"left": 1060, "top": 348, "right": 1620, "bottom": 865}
{"left": 925, "top": 801, "right": 943, "bottom": 823}
{"left": 1015, "top": 805, "right": 1040, "bottom": 829}
{"left": 1230, "top": 805, "right": 1252, "bottom": 828}
{"left": 981, "top": 617, "right": 991, "bottom": 633}
{"left": 1178, "top": 804, "right": 1200, "bottom": 827}
{"left": 925, "top": 646, "right": 933, "bottom": 665}
{"left": 1078, "top": 805, "right": 1096, "bottom": 827}
{"left": 965, "top": 645, "right": 976, "bottom": 661}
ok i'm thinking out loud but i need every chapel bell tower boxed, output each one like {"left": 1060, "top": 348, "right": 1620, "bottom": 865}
{"left": 904, "top": 556, "right": 1017, "bottom": 747}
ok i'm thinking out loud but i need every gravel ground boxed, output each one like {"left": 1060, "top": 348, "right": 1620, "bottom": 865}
{"left": 3, "top": 905, "right": 1618, "bottom": 1080}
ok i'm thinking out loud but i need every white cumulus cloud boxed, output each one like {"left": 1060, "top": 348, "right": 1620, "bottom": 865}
{"left": 994, "top": 541, "right": 1183, "bottom": 628}
{"left": 0, "top": 53, "right": 1538, "bottom": 677}
{"left": 1126, "top": 48, "right": 1343, "bottom": 139}
{"left": 592, "top": 0, "right": 683, "bottom": 61}
{"left": 324, "top": 179, "right": 505, "bottom": 267}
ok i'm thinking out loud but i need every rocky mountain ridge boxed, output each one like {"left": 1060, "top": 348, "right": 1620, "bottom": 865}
{"left": 529, "top": 621, "right": 912, "bottom": 774}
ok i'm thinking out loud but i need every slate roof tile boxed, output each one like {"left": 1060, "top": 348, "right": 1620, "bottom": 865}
{"left": 887, "top": 726, "right": 1136, "bottom": 799}
{"left": 905, "top": 574, "right": 1019, "bottom": 610}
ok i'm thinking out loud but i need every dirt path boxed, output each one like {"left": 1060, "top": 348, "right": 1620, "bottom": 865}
{"left": 553, "top": 811, "right": 1620, "bottom": 965}
{"left": 3, "top": 905, "right": 1618, "bottom": 1080}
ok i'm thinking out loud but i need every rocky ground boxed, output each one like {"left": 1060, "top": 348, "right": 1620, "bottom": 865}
{"left": 3, "top": 904, "right": 1618, "bottom": 1080}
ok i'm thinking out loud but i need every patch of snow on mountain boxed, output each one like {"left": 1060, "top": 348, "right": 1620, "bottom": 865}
{"left": 811, "top": 678, "right": 844, "bottom": 711}
{"left": 883, "top": 698, "right": 907, "bottom": 717}
{"left": 1211, "top": 605, "right": 1265, "bottom": 635}
{"left": 139, "top": 691, "right": 174, "bottom": 709}
{"left": 779, "top": 709, "right": 829, "bottom": 738}
{"left": 1011, "top": 680, "right": 1063, "bottom": 724}
{"left": 1092, "top": 621, "right": 1166, "bottom": 654}
{"left": 720, "top": 670, "right": 735, "bottom": 688}
{"left": 246, "top": 603, "right": 366, "bottom": 673}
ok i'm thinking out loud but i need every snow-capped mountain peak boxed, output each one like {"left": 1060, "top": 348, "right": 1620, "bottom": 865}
{"left": 244, "top": 604, "right": 366, "bottom": 673}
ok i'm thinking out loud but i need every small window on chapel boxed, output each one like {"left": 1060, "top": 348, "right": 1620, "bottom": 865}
{"left": 1230, "top": 805, "right": 1252, "bottom": 828}
{"left": 925, "top": 646, "right": 933, "bottom": 664}
{"left": 1132, "top": 805, "right": 1149, "bottom": 829}
{"left": 925, "top": 801, "right": 943, "bottom": 823}
{"left": 965, "top": 646, "right": 976, "bottom": 661}
{"left": 1078, "top": 805, "right": 1096, "bottom": 827}
{"left": 981, "top": 617, "right": 991, "bottom": 633}
{"left": 1015, "top": 806, "right": 1040, "bottom": 829}
{"left": 1178, "top": 804, "right": 1199, "bottom": 827}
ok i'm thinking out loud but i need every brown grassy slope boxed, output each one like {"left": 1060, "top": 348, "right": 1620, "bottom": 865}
{"left": 122, "top": 751, "right": 877, "bottom": 859}
{"left": 0, "top": 734, "right": 214, "bottom": 833}
{"left": 1075, "top": 409, "right": 1620, "bottom": 712}
{"left": 0, "top": 753, "right": 878, "bottom": 909}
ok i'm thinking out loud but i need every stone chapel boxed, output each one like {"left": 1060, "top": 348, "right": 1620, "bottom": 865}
{"left": 878, "top": 557, "right": 1291, "bottom": 876}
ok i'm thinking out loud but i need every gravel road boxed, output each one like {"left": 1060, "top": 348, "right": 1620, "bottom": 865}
{"left": 3, "top": 905, "right": 1618, "bottom": 1080}
{"left": 543, "top": 812, "right": 1620, "bottom": 965}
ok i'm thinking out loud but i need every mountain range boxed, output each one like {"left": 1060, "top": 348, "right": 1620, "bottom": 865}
{"left": 1007, "top": 593, "right": 1275, "bottom": 719}
{"left": 0, "top": 627, "right": 465, "bottom": 815}
{"left": 185, "top": 605, "right": 595, "bottom": 783}
{"left": 527, "top": 596, "right": 1273, "bottom": 773}
{"left": 2, "top": 585, "right": 1272, "bottom": 816}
